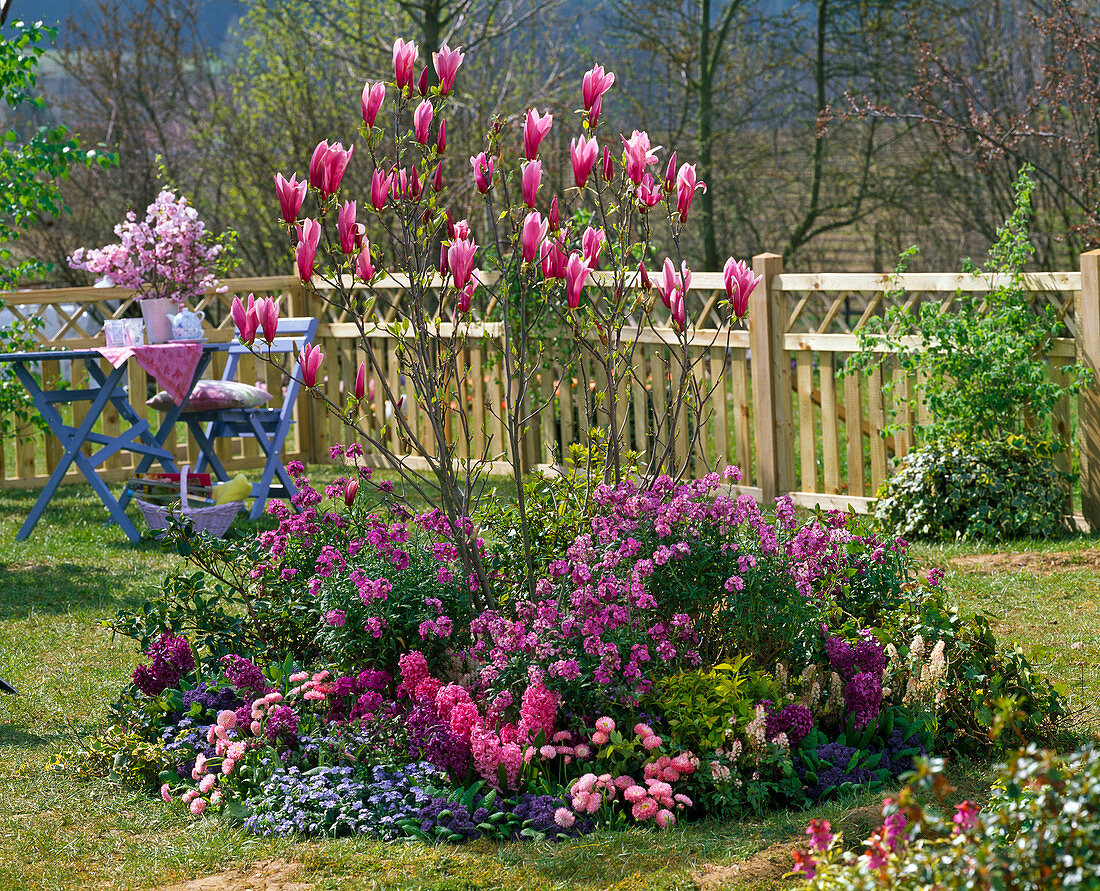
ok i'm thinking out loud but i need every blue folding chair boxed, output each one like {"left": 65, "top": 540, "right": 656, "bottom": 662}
{"left": 186, "top": 316, "right": 318, "bottom": 519}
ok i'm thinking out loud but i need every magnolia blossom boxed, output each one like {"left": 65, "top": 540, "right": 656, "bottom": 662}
{"left": 541, "top": 239, "right": 568, "bottom": 280}
{"left": 336, "top": 200, "right": 359, "bottom": 253}
{"left": 231, "top": 293, "right": 258, "bottom": 344}
{"left": 523, "top": 109, "right": 553, "bottom": 160}
{"left": 413, "top": 100, "right": 433, "bottom": 144}
{"left": 299, "top": 342, "right": 324, "bottom": 387}
{"left": 448, "top": 236, "right": 477, "bottom": 290}
{"left": 722, "top": 257, "right": 761, "bottom": 318}
{"left": 521, "top": 160, "right": 542, "bottom": 208}
{"left": 436, "top": 121, "right": 447, "bottom": 155}
{"left": 621, "top": 130, "right": 659, "bottom": 184}
{"left": 663, "top": 152, "right": 678, "bottom": 191}
{"left": 635, "top": 174, "right": 661, "bottom": 209}
{"left": 392, "top": 38, "right": 419, "bottom": 91}
{"left": 370, "top": 169, "right": 393, "bottom": 211}
{"left": 570, "top": 135, "right": 599, "bottom": 189}
{"left": 433, "top": 44, "right": 464, "bottom": 94}
{"left": 471, "top": 152, "right": 494, "bottom": 193}
{"left": 356, "top": 242, "right": 375, "bottom": 281}
{"left": 675, "top": 163, "right": 705, "bottom": 221}
{"left": 361, "top": 81, "right": 385, "bottom": 126}
{"left": 565, "top": 252, "right": 591, "bottom": 308}
{"left": 354, "top": 361, "right": 366, "bottom": 400}
{"left": 308, "top": 140, "right": 353, "bottom": 198}
{"left": 581, "top": 226, "right": 605, "bottom": 267}
{"left": 582, "top": 63, "right": 615, "bottom": 112}
{"left": 257, "top": 296, "right": 279, "bottom": 342}
{"left": 295, "top": 219, "right": 321, "bottom": 282}
{"left": 274, "top": 173, "right": 306, "bottom": 225}
{"left": 521, "top": 211, "right": 548, "bottom": 264}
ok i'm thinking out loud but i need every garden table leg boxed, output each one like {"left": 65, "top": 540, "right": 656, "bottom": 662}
{"left": 11, "top": 362, "right": 144, "bottom": 543}
{"left": 117, "top": 351, "right": 214, "bottom": 510}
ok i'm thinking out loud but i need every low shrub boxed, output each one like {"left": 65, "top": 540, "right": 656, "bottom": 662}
{"left": 794, "top": 746, "right": 1100, "bottom": 889}
{"left": 873, "top": 434, "right": 1071, "bottom": 541}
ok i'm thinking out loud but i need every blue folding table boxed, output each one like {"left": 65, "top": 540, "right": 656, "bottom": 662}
{"left": 0, "top": 345, "right": 223, "bottom": 543}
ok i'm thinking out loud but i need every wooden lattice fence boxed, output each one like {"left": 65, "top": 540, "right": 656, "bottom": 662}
{"left": 3, "top": 250, "right": 1099, "bottom": 529}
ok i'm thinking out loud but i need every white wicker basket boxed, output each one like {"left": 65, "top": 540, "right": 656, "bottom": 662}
{"left": 134, "top": 465, "right": 243, "bottom": 538}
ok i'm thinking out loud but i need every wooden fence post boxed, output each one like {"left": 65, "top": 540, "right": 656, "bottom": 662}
{"left": 751, "top": 253, "right": 794, "bottom": 503}
{"left": 1079, "top": 250, "right": 1100, "bottom": 530}
{"left": 287, "top": 278, "right": 320, "bottom": 465}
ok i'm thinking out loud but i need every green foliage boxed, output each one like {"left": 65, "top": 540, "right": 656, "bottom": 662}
{"left": 874, "top": 434, "right": 1071, "bottom": 541}
{"left": 800, "top": 746, "right": 1100, "bottom": 889}
{"left": 0, "top": 20, "right": 114, "bottom": 433}
{"left": 643, "top": 660, "right": 754, "bottom": 755}
{"left": 849, "top": 167, "right": 1087, "bottom": 443}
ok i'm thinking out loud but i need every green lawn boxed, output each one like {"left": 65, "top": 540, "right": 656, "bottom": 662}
{"left": 0, "top": 478, "right": 1095, "bottom": 891}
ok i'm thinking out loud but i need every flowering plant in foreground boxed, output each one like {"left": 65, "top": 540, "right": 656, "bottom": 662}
{"left": 230, "top": 35, "right": 760, "bottom": 604}
{"left": 69, "top": 188, "right": 235, "bottom": 303}
{"left": 792, "top": 746, "right": 1100, "bottom": 889}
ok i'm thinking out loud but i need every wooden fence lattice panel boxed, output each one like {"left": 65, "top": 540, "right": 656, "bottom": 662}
{"left": 2, "top": 257, "right": 1097, "bottom": 531}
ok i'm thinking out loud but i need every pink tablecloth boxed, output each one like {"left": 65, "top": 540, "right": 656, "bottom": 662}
{"left": 97, "top": 342, "right": 204, "bottom": 405}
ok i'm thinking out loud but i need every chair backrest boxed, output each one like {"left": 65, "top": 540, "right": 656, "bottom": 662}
{"left": 221, "top": 316, "right": 319, "bottom": 418}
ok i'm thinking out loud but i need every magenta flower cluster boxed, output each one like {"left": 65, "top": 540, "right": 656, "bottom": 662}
{"left": 825, "top": 630, "right": 888, "bottom": 730}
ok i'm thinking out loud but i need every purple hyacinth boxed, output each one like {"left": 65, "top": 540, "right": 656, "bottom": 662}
{"left": 845, "top": 671, "right": 883, "bottom": 730}
{"left": 824, "top": 635, "right": 858, "bottom": 679}
{"left": 265, "top": 704, "right": 300, "bottom": 744}
{"left": 765, "top": 703, "right": 814, "bottom": 745}
{"left": 221, "top": 655, "right": 270, "bottom": 698}
{"left": 132, "top": 633, "right": 195, "bottom": 696}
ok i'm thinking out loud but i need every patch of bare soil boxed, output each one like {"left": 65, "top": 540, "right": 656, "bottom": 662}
{"left": 949, "top": 548, "right": 1100, "bottom": 574}
{"left": 151, "top": 859, "right": 312, "bottom": 891}
{"left": 692, "top": 842, "right": 799, "bottom": 890}
{"left": 691, "top": 803, "right": 889, "bottom": 889}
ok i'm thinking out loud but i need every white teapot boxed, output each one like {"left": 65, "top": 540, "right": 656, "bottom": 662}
{"left": 170, "top": 308, "right": 205, "bottom": 341}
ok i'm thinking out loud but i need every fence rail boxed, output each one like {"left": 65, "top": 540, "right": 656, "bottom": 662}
{"left": 3, "top": 250, "right": 1099, "bottom": 530}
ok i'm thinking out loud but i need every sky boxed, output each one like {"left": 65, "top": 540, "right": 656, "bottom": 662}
{"left": 11, "top": 0, "right": 246, "bottom": 44}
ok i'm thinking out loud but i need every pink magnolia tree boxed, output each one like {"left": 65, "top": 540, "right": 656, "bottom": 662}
{"left": 233, "top": 38, "right": 759, "bottom": 604}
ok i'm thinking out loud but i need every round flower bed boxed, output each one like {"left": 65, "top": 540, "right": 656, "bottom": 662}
{"left": 83, "top": 457, "right": 1066, "bottom": 842}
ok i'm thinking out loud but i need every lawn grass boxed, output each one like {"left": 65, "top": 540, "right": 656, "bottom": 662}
{"left": 0, "top": 477, "right": 1096, "bottom": 890}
